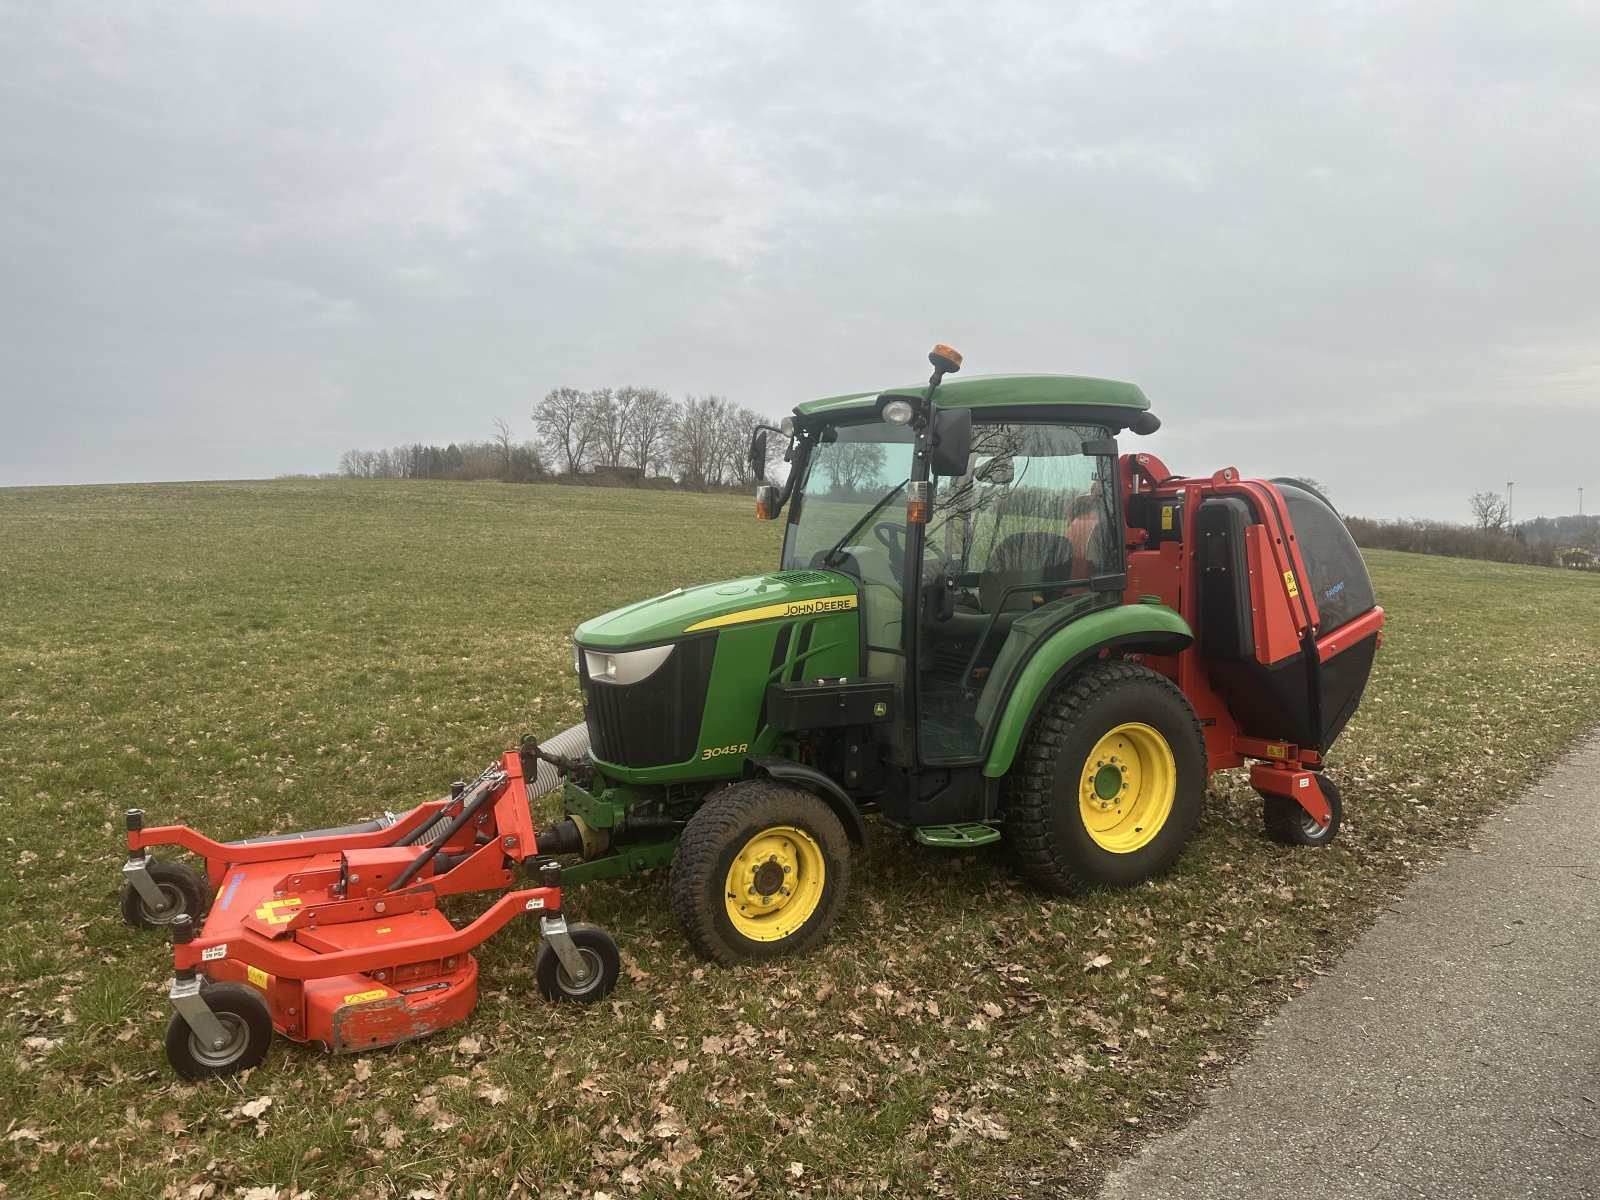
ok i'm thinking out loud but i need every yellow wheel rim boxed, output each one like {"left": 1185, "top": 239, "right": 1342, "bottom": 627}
{"left": 1078, "top": 722, "right": 1176, "bottom": 854}
{"left": 723, "top": 825, "right": 826, "bottom": 942}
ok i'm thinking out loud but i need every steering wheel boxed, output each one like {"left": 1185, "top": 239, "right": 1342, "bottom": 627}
{"left": 872, "top": 521, "right": 906, "bottom": 558}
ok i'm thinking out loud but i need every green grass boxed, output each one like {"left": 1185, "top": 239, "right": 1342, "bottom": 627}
{"left": 2, "top": 480, "right": 1598, "bottom": 1199}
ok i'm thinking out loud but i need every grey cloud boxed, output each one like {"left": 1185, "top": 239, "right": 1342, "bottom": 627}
{"left": 1, "top": 1, "right": 1596, "bottom": 520}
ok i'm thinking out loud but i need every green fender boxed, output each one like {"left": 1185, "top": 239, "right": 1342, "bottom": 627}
{"left": 979, "top": 603, "right": 1194, "bottom": 779}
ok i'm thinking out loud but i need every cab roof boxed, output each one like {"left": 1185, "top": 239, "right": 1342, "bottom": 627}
{"left": 793, "top": 373, "right": 1150, "bottom": 419}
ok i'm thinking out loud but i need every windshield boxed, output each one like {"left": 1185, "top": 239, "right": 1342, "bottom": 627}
{"left": 780, "top": 423, "right": 918, "bottom": 584}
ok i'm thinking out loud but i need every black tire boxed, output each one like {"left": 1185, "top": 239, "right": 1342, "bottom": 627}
{"left": 1004, "top": 661, "right": 1206, "bottom": 893}
{"left": 535, "top": 922, "right": 621, "bottom": 1004}
{"left": 164, "top": 981, "right": 272, "bottom": 1079}
{"left": 1263, "top": 774, "right": 1343, "bottom": 847}
{"left": 669, "top": 780, "right": 850, "bottom": 966}
{"left": 120, "top": 859, "right": 210, "bottom": 930}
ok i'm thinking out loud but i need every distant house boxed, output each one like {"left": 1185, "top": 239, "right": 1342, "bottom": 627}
{"left": 1559, "top": 547, "right": 1596, "bottom": 570}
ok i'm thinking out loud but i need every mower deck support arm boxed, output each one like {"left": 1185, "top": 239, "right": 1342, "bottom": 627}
{"left": 168, "top": 974, "right": 233, "bottom": 1052}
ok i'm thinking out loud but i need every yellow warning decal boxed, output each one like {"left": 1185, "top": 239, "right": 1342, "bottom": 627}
{"left": 342, "top": 988, "right": 389, "bottom": 1005}
{"left": 685, "top": 594, "right": 857, "bottom": 632}
{"left": 1266, "top": 744, "right": 1287, "bottom": 760}
{"left": 253, "top": 897, "right": 303, "bottom": 925}
{"left": 1283, "top": 570, "right": 1300, "bottom": 598}
{"left": 247, "top": 965, "right": 269, "bottom": 989}
{"left": 1161, "top": 506, "right": 1174, "bottom": 531}
{"left": 375, "top": 926, "right": 392, "bottom": 934}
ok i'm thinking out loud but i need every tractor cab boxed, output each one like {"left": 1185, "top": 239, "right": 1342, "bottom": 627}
{"left": 779, "top": 396, "right": 1132, "bottom": 772}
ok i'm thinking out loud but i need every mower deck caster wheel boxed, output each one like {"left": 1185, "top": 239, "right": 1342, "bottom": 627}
{"left": 1263, "top": 776, "right": 1343, "bottom": 847}
{"left": 165, "top": 981, "right": 272, "bottom": 1079}
{"left": 121, "top": 859, "right": 209, "bottom": 930}
{"left": 536, "top": 923, "right": 621, "bottom": 1004}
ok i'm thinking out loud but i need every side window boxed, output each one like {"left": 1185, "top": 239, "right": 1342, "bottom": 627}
{"left": 923, "top": 423, "right": 1119, "bottom": 587}
{"left": 916, "top": 421, "right": 1120, "bottom": 766}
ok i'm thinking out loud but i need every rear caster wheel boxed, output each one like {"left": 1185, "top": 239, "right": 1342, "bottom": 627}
{"left": 121, "top": 859, "right": 209, "bottom": 930}
{"left": 165, "top": 981, "right": 272, "bottom": 1079}
{"left": 1263, "top": 775, "right": 1343, "bottom": 846}
{"left": 536, "top": 923, "right": 620, "bottom": 1004}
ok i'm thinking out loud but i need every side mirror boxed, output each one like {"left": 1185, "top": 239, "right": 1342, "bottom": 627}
{"left": 748, "top": 429, "right": 770, "bottom": 482}
{"left": 928, "top": 407, "right": 972, "bottom": 478}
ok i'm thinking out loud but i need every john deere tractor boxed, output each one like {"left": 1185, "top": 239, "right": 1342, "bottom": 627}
{"left": 527, "top": 346, "right": 1384, "bottom": 964}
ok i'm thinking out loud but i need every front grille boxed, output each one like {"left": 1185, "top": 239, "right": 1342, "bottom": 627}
{"left": 581, "top": 635, "right": 717, "bottom": 768}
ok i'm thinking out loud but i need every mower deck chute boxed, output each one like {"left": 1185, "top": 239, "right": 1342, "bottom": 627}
{"left": 123, "top": 749, "right": 619, "bottom": 1078}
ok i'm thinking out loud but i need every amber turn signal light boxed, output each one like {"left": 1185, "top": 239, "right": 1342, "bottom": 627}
{"left": 907, "top": 480, "right": 930, "bottom": 525}
{"left": 755, "top": 484, "right": 779, "bottom": 520}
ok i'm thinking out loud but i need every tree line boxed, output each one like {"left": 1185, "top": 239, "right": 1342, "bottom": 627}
{"left": 338, "top": 389, "right": 771, "bottom": 489}
{"left": 1344, "top": 498, "right": 1600, "bottom": 569}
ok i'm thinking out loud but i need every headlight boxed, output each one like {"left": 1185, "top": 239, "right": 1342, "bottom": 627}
{"left": 572, "top": 642, "right": 583, "bottom": 675}
{"left": 583, "top": 643, "right": 675, "bottom": 686}
{"left": 882, "top": 398, "right": 915, "bottom": 425}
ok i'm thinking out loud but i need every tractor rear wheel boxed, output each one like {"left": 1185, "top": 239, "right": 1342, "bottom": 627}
{"left": 670, "top": 780, "right": 850, "bottom": 966}
{"left": 1263, "top": 774, "right": 1343, "bottom": 846}
{"left": 1004, "top": 661, "right": 1206, "bottom": 892}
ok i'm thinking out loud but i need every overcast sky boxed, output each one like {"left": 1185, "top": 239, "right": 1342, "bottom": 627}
{"left": 2, "top": 1, "right": 1597, "bottom": 520}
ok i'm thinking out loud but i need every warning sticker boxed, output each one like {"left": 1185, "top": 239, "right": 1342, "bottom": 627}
{"left": 1283, "top": 570, "right": 1300, "bottom": 598}
{"left": 1161, "top": 505, "right": 1174, "bottom": 531}
{"left": 253, "top": 897, "right": 304, "bottom": 925}
{"left": 247, "top": 965, "right": 269, "bottom": 990}
{"left": 342, "top": 989, "right": 389, "bottom": 1006}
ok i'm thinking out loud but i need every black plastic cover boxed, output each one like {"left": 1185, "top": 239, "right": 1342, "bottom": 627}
{"left": 1273, "top": 481, "right": 1376, "bottom": 634}
{"left": 766, "top": 678, "right": 895, "bottom": 730}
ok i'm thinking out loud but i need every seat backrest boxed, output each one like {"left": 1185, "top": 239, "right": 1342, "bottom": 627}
{"left": 979, "top": 532, "right": 1073, "bottom": 612}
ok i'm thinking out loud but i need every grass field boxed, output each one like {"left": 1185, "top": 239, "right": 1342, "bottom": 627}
{"left": 3, "top": 479, "right": 1599, "bottom": 1199}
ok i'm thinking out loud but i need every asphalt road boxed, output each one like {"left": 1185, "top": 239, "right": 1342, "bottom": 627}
{"left": 1099, "top": 733, "right": 1600, "bottom": 1200}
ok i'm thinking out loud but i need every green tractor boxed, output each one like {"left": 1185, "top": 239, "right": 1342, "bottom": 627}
{"left": 528, "top": 345, "right": 1385, "bottom": 964}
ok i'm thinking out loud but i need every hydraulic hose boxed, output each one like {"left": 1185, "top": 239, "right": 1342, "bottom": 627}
{"left": 530, "top": 722, "right": 590, "bottom": 796}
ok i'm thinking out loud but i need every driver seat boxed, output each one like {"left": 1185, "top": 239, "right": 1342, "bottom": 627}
{"left": 979, "top": 532, "right": 1074, "bottom": 615}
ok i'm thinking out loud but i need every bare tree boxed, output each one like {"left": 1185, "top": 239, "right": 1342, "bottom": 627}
{"left": 823, "top": 442, "right": 887, "bottom": 494}
{"left": 588, "top": 388, "right": 626, "bottom": 468}
{"left": 672, "top": 394, "right": 727, "bottom": 487}
{"left": 624, "top": 387, "right": 678, "bottom": 476}
{"left": 1470, "top": 490, "right": 1508, "bottom": 532}
{"left": 533, "top": 387, "right": 600, "bottom": 476}
{"left": 491, "top": 415, "right": 517, "bottom": 473}
{"left": 718, "top": 403, "right": 767, "bottom": 486}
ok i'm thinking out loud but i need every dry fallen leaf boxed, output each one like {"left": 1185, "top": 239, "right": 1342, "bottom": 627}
{"left": 1084, "top": 953, "right": 1113, "bottom": 973}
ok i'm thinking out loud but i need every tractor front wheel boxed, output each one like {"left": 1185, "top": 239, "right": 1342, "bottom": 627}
{"left": 670, "top": 780, "right": 850, "bottom": 966}
{"left": 1263, "top": 774, "right": 1343, "bottom": 846}
{"left": 1004, "top": 661, "right": 1206, "bottom": 892}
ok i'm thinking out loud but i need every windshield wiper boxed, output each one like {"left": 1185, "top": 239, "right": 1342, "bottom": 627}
{"left": 822, "top": 479, "right": 908, "bottom": 568}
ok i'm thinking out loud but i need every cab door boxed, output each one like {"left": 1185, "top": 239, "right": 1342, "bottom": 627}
{"left": 914, "top": 421, "right": 1122, "bottom": 765}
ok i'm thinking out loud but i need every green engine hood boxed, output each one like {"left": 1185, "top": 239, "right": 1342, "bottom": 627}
{"left": 574, "top": 569, "right": 860, "bottom": 649}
